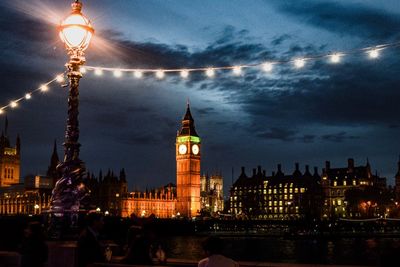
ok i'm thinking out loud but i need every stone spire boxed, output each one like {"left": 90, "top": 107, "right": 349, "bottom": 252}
{"left": 47, "top": 140, "right": 61, "bottom": 182}
{"left": 178, "top": 103, "right": 199, "bottom": 137}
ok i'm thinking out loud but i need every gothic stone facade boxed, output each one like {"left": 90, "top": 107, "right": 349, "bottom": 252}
{"left": 121, "top": 104, "right": 202, "bottom": 218}
{"left": 200, "top": 173, "right": 224, "bottom": 213}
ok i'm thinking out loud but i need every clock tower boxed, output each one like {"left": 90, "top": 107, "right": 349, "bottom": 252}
{"left": 176, "top": 103, "right": 201, "bottom": 218}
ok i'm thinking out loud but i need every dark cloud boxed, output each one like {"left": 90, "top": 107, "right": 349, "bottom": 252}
{"left": 388, "top": 124, "right": 400, "bottom": 129}
{"left": 299, "top": 134, "right": 316, "bottom": 143}
{"left": 195, "top": 107, "right": 215, "bottom": 116}
{"left": 321, "top": 132, "right": 360, "bottom": 143}
{"left": 271, "top": 34, "right": 292, "bottom": 46}
{"left": 256, "top": 127, "right": 297, "bottom": 142}
{"left": 271, "top": 0, "right": 400, "bottom": 41}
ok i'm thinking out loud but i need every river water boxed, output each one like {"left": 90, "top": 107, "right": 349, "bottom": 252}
{"left": 160, "top": 235, "right": 400, "bottom": 266}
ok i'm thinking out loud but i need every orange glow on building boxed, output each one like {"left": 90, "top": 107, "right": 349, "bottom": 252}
{"left": 121, "top": 103, "right": 202, "bottom": 218}
{"left": 121, "top": 188, "right": 176, "bottom": 218}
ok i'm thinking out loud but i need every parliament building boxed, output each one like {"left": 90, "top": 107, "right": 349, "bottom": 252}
{"left": 121, "top": 104, "right": 208, "bottom": 218}
{"left": 0, "top": 105, "right": 225, "bottom": 218}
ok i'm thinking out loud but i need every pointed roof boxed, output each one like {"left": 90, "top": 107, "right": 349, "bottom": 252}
{"left": 51, "top": 140, "right": 59, "bottom": 162}
{"left": 178, "top": 103, "right": 199, "bottom": 137}
{"left": 47, "top": 139, "right": 60, "bottom": 179}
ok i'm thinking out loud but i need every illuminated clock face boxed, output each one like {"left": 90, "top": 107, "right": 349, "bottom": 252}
{"left": 178, "top": 144, "right": 187, "bottom": 155}
{"left": 192, "top": 144, "right": 199, "bottom": 155}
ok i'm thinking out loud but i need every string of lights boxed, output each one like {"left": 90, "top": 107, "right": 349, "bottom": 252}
{"left": 0, "top": 73, "right": 65, "bottom": 115}
{"left": 1, "top": 41, "right": 400, "bottom": 115}
{"left": 83, "top": 41, "right": 400, "bottom": 78}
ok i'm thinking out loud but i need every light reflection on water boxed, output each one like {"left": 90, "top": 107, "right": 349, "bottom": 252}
{"left": 160, "top": 236, "right": 400, "bottom": 266}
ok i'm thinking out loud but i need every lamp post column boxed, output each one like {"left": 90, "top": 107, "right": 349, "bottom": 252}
{"left": 50, "top": 0, "right": 93, "bottom": 221}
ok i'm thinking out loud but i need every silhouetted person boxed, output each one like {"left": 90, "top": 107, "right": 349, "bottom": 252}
{"left": 77, "top": 212, "right": 105, "bottom": 267}
{"left": 155, "top": 244, "right": 167, "bottom": 265}
{"left": 123, "top": 224, "right": 154, "bottom": 265}
{"left": 198, "top": 236, "right": 238, "bottom": 267}
{"left": 20, "top": 222, "right": 48, "bottom": 267}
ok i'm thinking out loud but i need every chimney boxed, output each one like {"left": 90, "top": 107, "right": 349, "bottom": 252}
{"left": 263, "top": 170, "right": 266, "bottom": 177}
{"left": 257, "top": 166, "right": 262, "bottom": 175}
{"left": 305, "top": 165, "right": 310, "bottom": 173}
{"left": 348, "top": 158, "right": 354, "bottom": 169}
{"left": 325, "top": 161, "right": 330, "bottom": 170}
{"left": 272, "top": 171, "right": 276, "bottom": 176}
{"left": 295, "top": 163, "right": 299, "bottom": 171}
{"left": 241, "top": 166, "right": 245, "bottom": 175}
{"left": 314, "top": 167, "right": 318, "bottom": 175}
{"left": 252, "top": 168, "right": 256, "bottom": 177}
{"left": 277, "top": 164, "right": 282, "bottom": 172}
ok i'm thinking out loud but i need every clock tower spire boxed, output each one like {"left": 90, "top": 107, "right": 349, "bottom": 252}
{"left": 176, "top": 103, "right": 201, "bottom": 217}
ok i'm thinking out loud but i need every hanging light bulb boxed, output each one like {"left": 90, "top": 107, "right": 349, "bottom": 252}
{"left": 232, "top": 66, "right": 242, "bottom": 76}
{"left": 94, "top": 68, "right": 103, "bottom": 76}
{"left": 134, "top": 71, "right": 143, "bottom": 78}
{"left": 294, "top": 58, "right": 305, "bottom": 68}
{"left": 262, "top": 62, "right": 273, "bottom": 72}
{"left": 156, "top": 70, "right": 165, "bottom": 79}
{"left": 205, "top": 68, "right": 215, "bottom": 77}
{"left": 25, "top": 93, "right": 32, "bottom": 100}
{"left": 368, "top": 49, "right": 379, "bottom": 59}
{"left": 80, "top": 67, "right": 87, "bottom": 73}
{"left": 114, "top": 69, "right": 122, "bottom": 78}
{"left": 10, "top": 101, "right": 18, "bottom": 108}
{"left": 40, "top": 84, "right": 49, "bottom": 92}
{"left": 56, "top": 74, "right": 64, "bottom": 83}
{"left": 180, "top": 70, "right": 189, "bottom": 78}
{"left": 0, "top": 109, "right": 3, "bottom": 115}
{"left": 330, "top": 53, "right": 341, "bottom": 63}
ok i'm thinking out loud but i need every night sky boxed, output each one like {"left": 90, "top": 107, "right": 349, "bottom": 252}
{"left": 1, "top": 0, "right": 400, "bottom": 193}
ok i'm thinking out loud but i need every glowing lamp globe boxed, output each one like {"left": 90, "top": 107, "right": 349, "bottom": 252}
{"left": 59, "top": 1, "right": 94, "bottom": 51}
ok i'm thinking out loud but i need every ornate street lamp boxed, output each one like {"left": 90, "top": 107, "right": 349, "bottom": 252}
{"left": 50, "top": 0, "right": 94, "bottom": 217}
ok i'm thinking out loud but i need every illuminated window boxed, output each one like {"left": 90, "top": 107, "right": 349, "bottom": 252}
{"left": 273, "top": 189, "right": 277, "bottom": 194}
{"left": 290, "top": 183, "right": 293, "bottom": 187}
{"left": 284, "top": 189, "right": 287, "bottom": 193}
{"left": 289, "top": 194, "right": 293, "bottom": 199}
{"left": 269, "top": 201, "right": 272, "bottom": 206}
{"left": 300, "top": 188, "right": 305, "bottom": 193}
{"left": 263, "top": 190, "right": 266, "bottom": 194}
{"left": 332, "top": 200, "right": 336, "bottom": 206}
{"left": 279, "top": 201, "right": 282, "bottom": 206}
{"left": 284, "top": 195, "right": 287, "bottom": 200}
{"left": 268, "top": 189, "right": 272, "bottom": 194}
{"left": 289, "top": 188, "right": 293, "bottom": 193}
{"left": 279, "top": 184, "right": 282, "bottom": 188}
{"left": 353, "top": 180, "right": 356, "bottom": 186}
{"left": 337, "top": 200, "right": 342, "bottom": 206}
{"left": 333, "top": 181, "right": 337, "bottom": 186}
{"left": 343, "top": 181, "right": 347, "bottom": 186}
{"left": 274, "top": 201, "right": 277, "bottom": 206}
{"left": 294, "top": 188, "right": 298, "bottom": 193}
{"left": 279, "top": 207, "right": 283, "bottom": 212}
